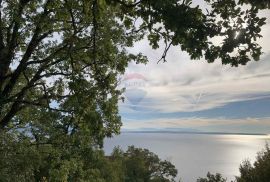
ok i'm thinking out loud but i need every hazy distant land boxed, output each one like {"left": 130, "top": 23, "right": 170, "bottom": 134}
{"left": 121, "top": 129, "right": 269, "bottom": 136}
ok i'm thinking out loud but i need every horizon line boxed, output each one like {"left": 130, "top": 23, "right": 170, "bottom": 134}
{"left": 120, "top": 130, "right": 269, "bottom": 136}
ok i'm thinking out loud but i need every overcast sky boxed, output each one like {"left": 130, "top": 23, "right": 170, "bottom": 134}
{"left": 118, "top": 8, "right": 270, "bottom": 134}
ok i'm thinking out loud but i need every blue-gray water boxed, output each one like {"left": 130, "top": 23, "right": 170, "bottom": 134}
{"left": 104, "top": 133, "right": 270, "bottom": 182}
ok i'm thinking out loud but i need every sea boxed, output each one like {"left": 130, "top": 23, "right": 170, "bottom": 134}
{"left": 104, "top": 132, "right": 270, "bottom": 182}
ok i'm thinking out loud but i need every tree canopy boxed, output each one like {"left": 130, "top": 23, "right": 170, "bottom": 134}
{"left": 0, "top": 133, "right": 178, "bottom": 182}
{"left": 197, "top": 144, "right": 270, "bottom": 182}
{"left": 0, "top": 0, "right": 269, "bottom": 138}
{"left": 197, "top": 172, "right": 227, "bottom": 182}
{"left": 0, "top": 0, "right": 269, "bottom": 181}
{"left": 236, "top": 144, "right": 270, "bottom": 182}
{"left": 109, "top": 146, "right": 178, "bottom": 182}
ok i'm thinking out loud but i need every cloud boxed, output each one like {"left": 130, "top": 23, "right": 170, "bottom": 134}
{"left": 120, "top": 22, "right": 270, "bottom": 113}
{"left": 119, "top": 53, "right": 270, "bottom": 113}
{"left": 122, "top": 117, "right": 270, "bottom": 134}
{"left": 118, "top": 8, "right": 270, "bottom": 133}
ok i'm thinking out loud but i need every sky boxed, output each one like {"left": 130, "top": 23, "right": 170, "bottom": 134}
{"left": 118, "top": 7, "right": 270, "bottom": 134}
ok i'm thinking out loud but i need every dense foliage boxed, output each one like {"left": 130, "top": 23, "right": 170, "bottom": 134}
{"left": 236, "top": 144, "right": 270, "bottom": 182}
{"left": 0, "top": 133, "right": 177, "bottom": 182}
{"left": 197, "top": 173, "right": 227, "bottom": 182}
{"left": 107, "top": 146, "right": 178, "bottom": 182}
{"left": 0, "top": 0, "right": 269, "bottom": 136}
{"left": 197, "top": 145, "right": 270, "bottom": 182}
{"left": 0, "top": 0, "right": 269, "bottom": 181}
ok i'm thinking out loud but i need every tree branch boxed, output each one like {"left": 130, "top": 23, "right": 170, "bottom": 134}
{"left": 0, "top": 0, "right": 4, "bottom": 49}
{"left": 64, "top": 0, "right": 78, "bottom": 33}
{"left": 0, "top": 49, "right": 68, "bottom": 128}
{"left": 92, "top": 0, "right": 98, "bottom": 64}
{"left": 157, "top": 40, "right": 173, "bottom": 63}
{"left": 6, "top": 0, "right": 30, "bottom": 61}
{"left": 0, "top": 0, "right": 29, "bottom": 92}
{"left": 1, "top": 0, "right": 52, "bottom": 99}
{"left": 19, "top": 100, "right": 74, "bottom": 113}
{"left": 113, "top": 0, "right": 143, "bottom": 8}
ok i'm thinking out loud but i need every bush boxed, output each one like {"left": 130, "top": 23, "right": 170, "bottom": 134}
{"left": 236, "top": 144, "right": 270, "bottom": 182}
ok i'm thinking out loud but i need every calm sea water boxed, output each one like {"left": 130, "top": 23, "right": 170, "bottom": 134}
{"left": 104, "top": 133, "right": 270, "bottom": 182}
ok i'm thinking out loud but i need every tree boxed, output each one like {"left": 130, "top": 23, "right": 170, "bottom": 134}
{"left": 236, "top": 144, "right": 270, "bottom": 182}
{"left": 0, "top": 125, "right": 116, "bottom": 181}
{"left": 0, "top": 0, "right": 269, "bottom": 137}
{"left": 0, "top": 0, "right": 141, "bottom": 143}
{"left": 196, "top": 144, "right": 270, "bottom": 182}
{"left": 197, "top": 172, "right": 227, "bottom": 182}
{"left": 0, "top": 0, "right": 269, "bottom": 180}
{"left": 110, "top": 146, "right": 178, "bottom": 182}
{"left": 238, "top": 0, "right": 270, "bottom": 9}
{"left": 0, "top": 134, "right": 177, "bottom": 182}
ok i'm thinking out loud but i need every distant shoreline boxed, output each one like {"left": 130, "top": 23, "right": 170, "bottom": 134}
{"left": 121, "top": 130, "right": 269, "bottom": 136}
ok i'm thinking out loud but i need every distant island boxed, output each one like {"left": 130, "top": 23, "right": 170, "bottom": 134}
{"left": 122, "top": 130, "right": 268, "bottom": 136}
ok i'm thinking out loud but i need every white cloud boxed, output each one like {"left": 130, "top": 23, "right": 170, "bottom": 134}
{"left": 122, "top": 117, "right": 270, "bottom": 132}
{"left": 120, "top": 14, "right": 270, "bottom": 114}
{"left": 120, "top": 53, "right": 270, "bottom": 113}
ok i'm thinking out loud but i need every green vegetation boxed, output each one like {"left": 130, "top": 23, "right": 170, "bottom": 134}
{"left": 0, "top": 0, "right": 269, "bottom": 132}
{"left": 197, "top": 145, "right": 270, "bottom": 182}
{"left": 0, "top": 131, "right": 177, "bottom": 181}
{"left": 108, "top": 146, "right": 178, "bottom": 182}
{"left": 197, "top": 173, "right": 227, "bottom": 182}
{"left": 236, "top": 144, "right": 270, "bottom": 182}
{"left": 0, "top": 0, "right": 269, "bottom": 181}
{"left": 1, "top": 134, "right": 269, "bottom": 182}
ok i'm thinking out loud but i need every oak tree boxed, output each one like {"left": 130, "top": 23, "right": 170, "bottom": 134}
{"left": 0, "top": 0, "right": 268, "bottom": 136}
{"left": 0, "top": 0, "right": 269, "bottom": 181}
